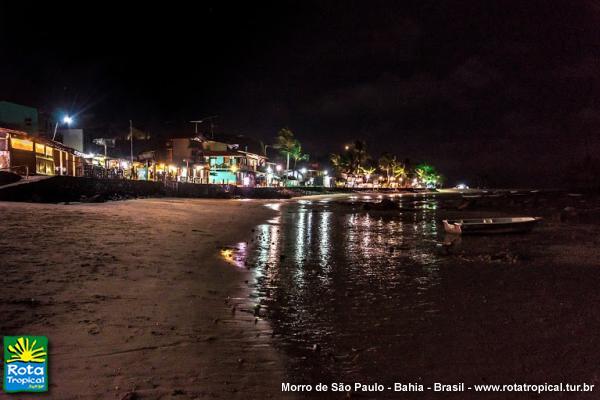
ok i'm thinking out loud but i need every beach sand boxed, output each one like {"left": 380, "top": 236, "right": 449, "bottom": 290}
{"left": 0, "top": 199, "right": 292, "bottom": 399}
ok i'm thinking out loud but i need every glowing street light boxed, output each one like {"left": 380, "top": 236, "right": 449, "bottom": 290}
{"left": 52, "top": 114, "right": 73, "bottom": 141}
{"left": 300, "top": 167, "right": 307, "bottom": 174}
{"left": 275, "top": 164, "right": 282, "bottom": 172}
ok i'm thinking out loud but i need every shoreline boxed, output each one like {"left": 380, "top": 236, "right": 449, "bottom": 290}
{"left": 0, "top": 198, "right": 294, "bottom": 399}
{"left": 2, "top": 173, "right": 597, "bottom": 205}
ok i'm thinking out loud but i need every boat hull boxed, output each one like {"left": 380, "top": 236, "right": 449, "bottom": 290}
{"left": 443, "top": 217, "right": 541, "bottom": 235}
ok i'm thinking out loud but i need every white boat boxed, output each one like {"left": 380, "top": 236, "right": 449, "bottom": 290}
{"left": 443, "top": 217, "right": 542, "bottom": 234}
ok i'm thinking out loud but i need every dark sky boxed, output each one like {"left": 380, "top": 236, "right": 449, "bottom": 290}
{"left": 2, "top": 1, "right": 600, "bottom": 187}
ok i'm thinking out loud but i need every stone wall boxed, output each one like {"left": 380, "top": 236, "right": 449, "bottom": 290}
{"left": 0, "top": 176, "right": 336, "bottom": 203}
{"left": 0, "top": 176, "right": 166, "bottom": 203}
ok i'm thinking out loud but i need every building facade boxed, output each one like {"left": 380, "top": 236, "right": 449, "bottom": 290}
{"left": 164, "top": 138, "right": 267, "bottom": 186}
{"left": 0, "top": 128, "right": 83, "bottom": 177}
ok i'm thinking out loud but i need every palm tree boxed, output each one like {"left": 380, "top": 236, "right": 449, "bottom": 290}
{"left": 330, "top": 153, "right": 350, "bottom": 175}
{"left": 289, "top": 140, "right": 309, "bottom": 172}
{"left": 392, "top": 164, "right": 407, "bottom": 187}
{"left": 378, "top": 153, "right": 395, "bottom": 186}
{"left": 345, "top": 140, "right": 370, "bottom": 175}
{"left": 414, "top": 163, "right": 441, "bottom": 188}
{"left": 359, "top": 165, "right": 376, "bottom": 184}
{"left": 274, "top": 128, "right": 296, "bottom": 171}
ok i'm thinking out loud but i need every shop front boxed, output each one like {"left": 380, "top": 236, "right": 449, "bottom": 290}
{"left": 0, "top": 128, "right": 83, "bottom": 177}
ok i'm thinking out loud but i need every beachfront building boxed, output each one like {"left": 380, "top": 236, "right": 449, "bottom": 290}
{"left": 82, "top": 153, "right": 133, "bottom": 179}
{"left": 0, "top": 127, "right": 84, "bottom": 177}
{"left": 301, "top": 169, "right": 333, "bottom": 187}
{"left": 164, "top": 137, "right": 267, "bottom": 186}
{"left": 261, "top": 162, "right": 281, "bottom": 187}
{"left": 202, "top": 145, "right": 265, "bottom": 186}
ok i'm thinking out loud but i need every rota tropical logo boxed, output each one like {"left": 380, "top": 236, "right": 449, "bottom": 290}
{"left": 3, "top": 336, "right": 48, "bottom": 393}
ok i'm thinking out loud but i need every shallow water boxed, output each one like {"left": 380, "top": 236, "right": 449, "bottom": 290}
{"left": 226, "top": 194, "right": 600, "bottom": 398}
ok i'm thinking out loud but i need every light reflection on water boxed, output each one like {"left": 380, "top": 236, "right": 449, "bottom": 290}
{"left": 234, "top": 196, "right": 447, "bottom": 388}
{"left": 221, "top": 193, "right": 600, "bottom": 396}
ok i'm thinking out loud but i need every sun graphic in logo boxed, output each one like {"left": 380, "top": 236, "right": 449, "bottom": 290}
{"left": 6, "top": 337, "right": 47, "bottom": 363}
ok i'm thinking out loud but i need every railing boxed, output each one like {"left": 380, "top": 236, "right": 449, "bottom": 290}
{"left": 210, "top": 163, "right": 257, "bottom": 172}
{"left": 211, "top": 163, "right": 232, "bottom": 170}
{"left": 164, "top": 180, "right": 178, "bottom": 191}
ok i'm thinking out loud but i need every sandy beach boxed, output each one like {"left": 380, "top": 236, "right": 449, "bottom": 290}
{"left": 4, "top": 192, "right": 600, "bottom": 400}
{"left": 0, "top": 199, "right": 292, "bottom": 399}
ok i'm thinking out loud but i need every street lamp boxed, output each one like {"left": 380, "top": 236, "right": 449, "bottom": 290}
{"left": 52, "top": 114, "right": 73, "bottom": 141}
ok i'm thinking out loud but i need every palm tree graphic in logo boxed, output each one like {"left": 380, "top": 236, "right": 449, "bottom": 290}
{"left": 6, "top": 337, "right": 47, "bottom": 363}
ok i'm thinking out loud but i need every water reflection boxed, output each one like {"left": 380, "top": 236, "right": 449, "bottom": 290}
{"left": 221, "top": 193, "right": 600, "bottom": 397}
{"left": 220, "top": 241, "right": 248, "bottom": 268}
{"left": 218, "top": 193, "right": 600, "bottom": 398}
{"left": 225, "top": 196, "right": 447, "bottom": 388}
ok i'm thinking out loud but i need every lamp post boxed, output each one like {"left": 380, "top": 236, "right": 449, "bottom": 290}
{"left": 262, "top": 144, "right": 273, "bottom": 157}
{"left": 52, "top": 115, "right": 73, "bottom": 141}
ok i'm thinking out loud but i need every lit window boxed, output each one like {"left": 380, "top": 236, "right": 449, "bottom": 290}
{"left": 10, "top": 138, "right": 34, "bottom": 151}
{"left": 35, "top": 143, "right": 45, "bottom": 154}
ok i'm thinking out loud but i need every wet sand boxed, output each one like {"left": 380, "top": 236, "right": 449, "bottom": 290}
{"left": 0, "top": 199, "right": 293, "bottom": 399}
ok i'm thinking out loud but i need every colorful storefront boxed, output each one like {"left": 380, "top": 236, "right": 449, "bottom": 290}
{"left": 0, "top": 128, "right": 83, "bottom": 177}
{"left": 203, "top": 151, "right": 263, "bottom": 186}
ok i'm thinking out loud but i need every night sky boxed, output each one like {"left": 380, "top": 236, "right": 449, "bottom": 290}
{"left": 2, "top": 1, "right": 600, "bottom": 187}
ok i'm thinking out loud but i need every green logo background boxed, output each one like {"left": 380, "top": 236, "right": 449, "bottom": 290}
{"left": 3, "top": 335, "right": 48, "bottom": 393}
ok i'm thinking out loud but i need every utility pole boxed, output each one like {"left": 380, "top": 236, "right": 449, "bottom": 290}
{"left": 190, "top": 121, "right": 201, "bottom": 134}
{"left": 129, "top": 120, "right": 133, "bottom": 164}
{"left": 190, "top": 116, "right": 218, "bottom": 138}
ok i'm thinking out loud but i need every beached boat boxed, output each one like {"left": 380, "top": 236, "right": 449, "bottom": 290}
{"left": 442, "top": 217, "right": 542, "bottom": 234}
